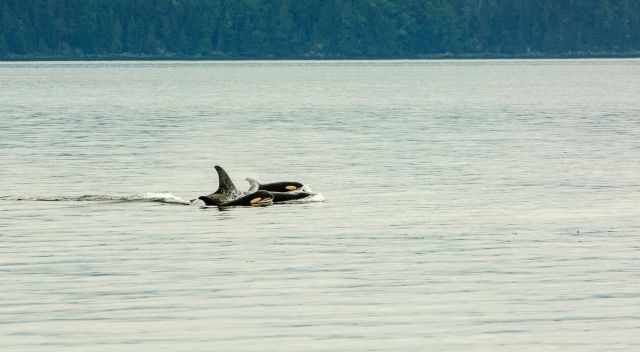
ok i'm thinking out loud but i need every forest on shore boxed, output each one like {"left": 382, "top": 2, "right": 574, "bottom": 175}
{"left": 2, "top": 0, "right": 640, "bottom": 59}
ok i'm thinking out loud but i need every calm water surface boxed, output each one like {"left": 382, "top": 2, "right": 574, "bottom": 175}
{"left": 1, "top": 60, "right": 640, "bottom": 351}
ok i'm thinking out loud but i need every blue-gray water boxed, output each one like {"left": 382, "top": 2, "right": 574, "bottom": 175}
{"left": 1, "top": 60, "right": 640, "bottom": 351}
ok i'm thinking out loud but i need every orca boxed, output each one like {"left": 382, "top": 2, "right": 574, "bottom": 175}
{"left": 246, "top": 177, "right": 314, "bottom": 202}
{"left": 245, "top": 177, "right": 310, "bottom": 193}
{"left": 197, "top": 165, "right": 243, "bottom": 205}
{"left": 196, "top": 165, "right": 315, "bottom": 208}
{"left": 199, "top": 190, "right": 273, "bottom": 207}
{"left": 197, "top": 165, "right": 274, "bottom": 207}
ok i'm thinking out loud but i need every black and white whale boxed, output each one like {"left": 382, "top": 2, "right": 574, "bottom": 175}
{"left": 198, "top": 165, "right": 273, "bottom": 207}
{"left": 246, "top": 178, "right": 309, "bottom": 193}
{"left": 245, "top": 177, "right": 314, "bottom": 202}
{"left": 197, "top": 165, "right": 316, "bottom": 207}
{"left": 200, "top": 190, "right": 273, "bottom": 207}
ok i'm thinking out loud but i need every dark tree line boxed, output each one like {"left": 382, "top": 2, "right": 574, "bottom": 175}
{"left": 1, "top": 0, "right": 639, "bottom": 58}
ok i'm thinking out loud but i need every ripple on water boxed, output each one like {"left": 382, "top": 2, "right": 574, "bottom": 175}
{"left": 1, "top": 60, "right": 640, "bottom": 351}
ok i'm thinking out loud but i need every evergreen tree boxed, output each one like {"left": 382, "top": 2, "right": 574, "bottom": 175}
{"left": 0, "top": 0, "right": 639, "bottom": 58}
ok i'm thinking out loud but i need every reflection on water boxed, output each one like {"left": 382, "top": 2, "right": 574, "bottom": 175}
{"left": 1, "top": 60, "right": 640, "bottom": 351}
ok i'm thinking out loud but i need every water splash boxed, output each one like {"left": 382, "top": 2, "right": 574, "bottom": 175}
{"left": 285, "top": 192, "right": 325, "bottom": 203}
{"left": 1, "top": 193, "right": 191, "bottom": 205}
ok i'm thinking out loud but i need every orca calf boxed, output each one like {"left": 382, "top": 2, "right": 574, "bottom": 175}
{"left": 259, "top": 181, "right": 305, "bottom": 192}
{"left": 246, "top": 177, "right": 309, "bottom": 193}
{"left": 199, "top": 190, "right": 273, "bottom": 207}
{"left": 246, "top": 178, "right": 314, "bottom": 202}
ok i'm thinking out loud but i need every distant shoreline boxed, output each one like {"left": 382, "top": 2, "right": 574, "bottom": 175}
{"left": 2, "top": 51, "right": 640, "bottom": 62}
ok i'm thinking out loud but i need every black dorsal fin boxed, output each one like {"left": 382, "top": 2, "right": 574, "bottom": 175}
{"left": 214, "top": 165, "right": 238, "bottom": 195}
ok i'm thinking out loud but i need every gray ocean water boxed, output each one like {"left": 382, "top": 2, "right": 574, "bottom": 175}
{"left": 1, "top": 60, "right": 639, "bottom": 351}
